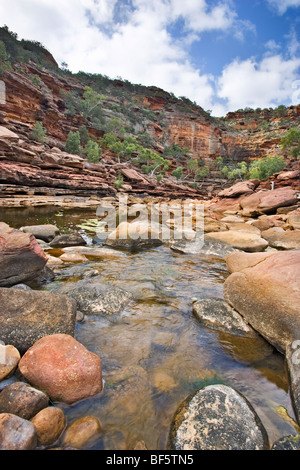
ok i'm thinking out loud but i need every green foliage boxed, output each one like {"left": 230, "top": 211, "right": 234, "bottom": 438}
{"left": 28, "top": 74, "right": 42, "bottom": 87}
{"left": 79, "top": 125, "right": 89, "bottom": 146}
{"left": 164, "top": 144, "right": 189, "bottom": 159}
{"left": 281, "top": 127, "right": 300, "bottom": 159}
{"left": 60, "top": 90, "right": 80, "bottom": 116}
{"left": 0, "top": 40, "right": 10, "bottom": 73}
{"left": 114, "top": 172, "right": 124, "bottom": 188}
{"left": 187, "top": 158, "right": 199, "bottom": 175}
{"left": 172, "top": 167, "right": 183, "bottom": 180}
{"left": 248, "top": 155, "right": 286, "bottom": 181}
{"left": 85, "top": 139, "right": 101, "bottom": 163}
{"left": 65, "top": 131, "right": 82, "bottom": 155}
{"left": 30, "top": 121, "right": 47, "bottom": 143}
{"left": 79, "top": 87, "right": 105, "bottom": 128}
{"left": 195, "top": 165, "right": 209, "bottom": 180}
{"left": 276, "top": 105, "right": 287, "bottom": 118}
{"left": 105, "top": 117, "right": 126, "bottom": 136}
{"left": 227, "top": 161, "right": 248, "bottom": 181}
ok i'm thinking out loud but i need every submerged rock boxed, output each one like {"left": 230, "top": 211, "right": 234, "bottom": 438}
{"left": 168, "top": 384, "right": 268, "bottom": 450}
{"left": 18, "top": 334, "right": 103, "bottom": 404}
{"left": 55, "top": 276, "right": 133, "bottom": 316}
{"left": 192, "top": 298, "right": 258, "bottom": 337}
{"left": 50, "top": 232, "right": 87, "bottom": 248}
{"left": 62, "top": 416, "right": 102, "bottom": 449}
{"left": 0, "top": 287, "right": 77, "bottom": 353}
{"left": 171, "top": 237, "right": 240, "bottom": 258}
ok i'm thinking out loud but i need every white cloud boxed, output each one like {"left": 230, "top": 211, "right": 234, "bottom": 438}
{"left": 267, "top": 0, "right": 300, "bottom": 15}
{"left": 217, "top": 54, "right": 300, "bottom": 112}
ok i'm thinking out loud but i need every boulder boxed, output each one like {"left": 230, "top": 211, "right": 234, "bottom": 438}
{"left": 288, "top": 214, "right": 300, "bottom": 230}
{"left": 30, "top": 406, "right": 66, "bottom": 447}
{"left": 20, "top": 224, "right": 60, "bottom": 242}
{"left": 168, "top": 384, "right": 268, "bottom": 450}
{"left": 55, "top": 276, "right": 133, "bottom": 316}
{"left": 225, "top": 251, "right": 275, "bottom": 274}
{"left": 0, "top": 126, "right": 19, "bottom": 140}
{"left": 205, "top": 230, "right": 268, "bottom": 252}
{"left": 261, "top": 227, "right": 300, "bottom": 250}
{"left": 192, "top": 298, "right": 258, "bottom": 337}
{"left": 223, "top": 251, "right": 300, "bottom": 353}
{"left": 18, "top": 334, "right": 103, "bottom": 404}
{"left": 218, "top": 179, "right": 260, "bottom": 198}
{"left": 0, "top": 382, "right": 49, "bottom": 420}
{"left": 0, "top": 222, "right": 48, "bottom": 287}
{"left": 0, "top": 287, "right": 77, "bottom": 353}
{"left": 0, "top": 413, "right": 37, "bottom": 450}
{"left": 50, "top": 232, "right": 87, "bottom": 248}
{"left": 62, "top": 416, "right": 102, "bottom": 449}
{"left": 240, "top": 187, "right": 298, "bottom": 217}
{"left": 104, "top": 221, "right": 163, "bottom": 251}
{"left": 0, "top": 344, "right": 20, "bottom": 381}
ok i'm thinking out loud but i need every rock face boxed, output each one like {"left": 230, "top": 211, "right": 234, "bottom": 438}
{"left": 0, "top": 413, "right": 37, "bottom": 450}
{"left": 0, "top": 287, "right": 77, "bottom": 353}
{"left": 0, "top": 222, "right": 48, "bottom": 287}
{"left": 223, "top": 250, "right": 300, "bottom": 353}
{"left": 168, "top": 384, "right": 268, "bottom": 450}
{"left": 18, "top": 334, "right": 103, "bottom": 404}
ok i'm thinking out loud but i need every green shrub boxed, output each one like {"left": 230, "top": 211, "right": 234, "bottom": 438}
{"left": 248, "top": 155, "right": 286, "bottom": 180}
{"left": 86, "top": 139, "right": 100, "bottom": 163}
{"left": 281, "top": 127, "right": 300, "bottom": 159}
{"left": 114, "top": 172, "right": 124, "bottom": 188}
{"left": 172, "top": 167, "right": 183, "bottom": 180}
{"left": 30, "top": 121, "right": 47, "bottom": 143}
{"left": 65, "top": 131, "right": 82, "bottom": 155}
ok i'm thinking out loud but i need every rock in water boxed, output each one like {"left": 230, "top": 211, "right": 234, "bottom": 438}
{"left": 168, "top": 384, "right": 268, "bottom": 450}
{"left": 0, "top": 287, "right": 77, "bottom": 353}
{"left": 56, "top": 276, "right": 133, "bottom": 316}
{"left": 18, "top": 334, "right": 103, "bottom": 404}
{"left": 30, "top": 407, "right": 66, "bottom": 447}
{"left": 192, "top": 298, "right": 258, "bottom": 337}
{"left": 223, "top": 250, "right": 300, "bottom": 353}
{"left": 0, "top": 413, "right": 37, "bottom": 450}
{"left": 19, "top": 224, "right": 60, "bottom": 242}
{"left": 50, "top": 232, "right": 87, "bottom": 248}
{"left": 0, "top": 222, "right": 48, "bottom": 287}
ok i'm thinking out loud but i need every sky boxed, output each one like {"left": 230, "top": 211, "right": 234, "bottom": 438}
{"left": 1, "top": 0, "right": 300, "bottom": 116}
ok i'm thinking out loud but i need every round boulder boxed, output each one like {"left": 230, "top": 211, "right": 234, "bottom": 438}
{"left": 168, "top": 384, "right": 269, "bottom": 450}
{"left": 18, "top": 334, "right": 103, "bottom": 404}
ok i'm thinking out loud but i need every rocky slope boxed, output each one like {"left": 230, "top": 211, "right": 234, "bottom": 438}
{"left": 0, "top": 28, "right": 299, "bottom": 202}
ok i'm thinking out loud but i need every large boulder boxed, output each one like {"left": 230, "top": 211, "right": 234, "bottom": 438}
{"left": 0, "top": 287, "right": 77, "bottom": 353}
{"left": 20, "top": 224, "right": 60, "bottom": 242}
{"left": 240, "top": 187, "right": 298, "bottom": 217}
{"left": 261, "top": 227, "right": 300, "bottom": 250}
{"left": 218, "top": 179, "right": 260, "bottom": 198}
{"left": 104, "top": 221, "right": 163, "bottom": 251}
{"left": 18, "top": 334, "right": 103, "bottom": 404}
{"left": 223, "top": 250, "right": 300, "bottom": 353}
{"left": 168, "top": 384, "right": 268, "bottom": 450}
{"left": 205, "top": 230, "right": 268, "bottom": 252}
{"left": 50, "top": 232, "right": 87, "bottom": 248}
{"left": 0, "top": 222, "right": 48, "bottom": 287}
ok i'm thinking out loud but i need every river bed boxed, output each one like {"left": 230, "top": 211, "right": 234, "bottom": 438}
{"left": 0, "top": 205, "right": 298, "bottom": 450}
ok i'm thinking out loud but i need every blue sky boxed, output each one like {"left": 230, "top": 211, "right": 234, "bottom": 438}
{"left": 0, "top": 0, "right": 300, "bottom": 116}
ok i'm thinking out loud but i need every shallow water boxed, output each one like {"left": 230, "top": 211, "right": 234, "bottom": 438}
{"left": 1, "top": 206, "right": 298, "bottom": 450}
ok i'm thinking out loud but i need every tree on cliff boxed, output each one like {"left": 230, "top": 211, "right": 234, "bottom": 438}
{"left": 281, "top": 127, "right": 300, "bottom": 159}
{"left": 65, "top": 131, "right": 82, "bottom": 155}
{"left": 0, "top": 40, "right": 11, "bottom": 73}
{"left": 30, "top": 122, "right": 47, "bottom": 143}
